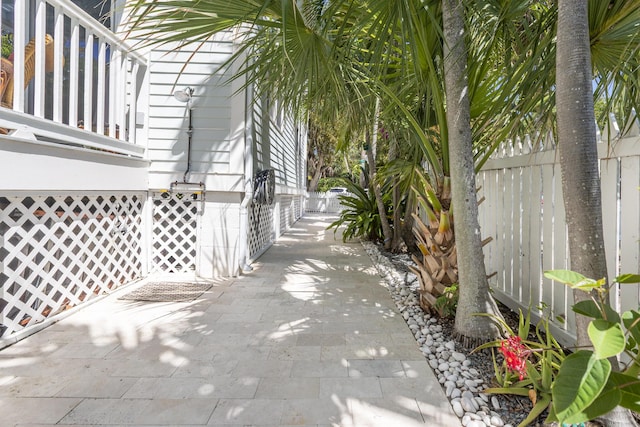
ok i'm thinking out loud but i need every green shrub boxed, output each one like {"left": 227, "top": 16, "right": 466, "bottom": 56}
{"left": 317, "top": 177, "right": 348, "bottom": 192}
{"left": 327, "top": 178, "right": 390, "bottom": 242}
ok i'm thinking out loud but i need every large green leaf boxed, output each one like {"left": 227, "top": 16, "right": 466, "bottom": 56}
{"left": 552, "top": 350, "right": 611, "bottom": 423}
{"left": 617, "top": 274, "right": 640, "bottom": 284}
{"left": 572, "top": 300, "right": 603, "bottom": 319}
{"left": 544, "top": 270, "right": 588, "bottom": 286}
{"left": 543, "top": 270, "right": 604, "bottom": 291}
{"left": 622, "top": 310, "right": 640, "bottom": 353}
{"left": 607, "top": 371, "right": 640, "bottom": 412}
{"left": 566, "top": 381, "right": 621, "bottom": 424}
{"left": 588, "top": 319, "right": 626, "bottom": 360}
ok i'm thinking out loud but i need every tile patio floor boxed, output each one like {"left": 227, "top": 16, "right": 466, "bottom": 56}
{"left": 0, "top": 213, "right": 461, "bottom": 426}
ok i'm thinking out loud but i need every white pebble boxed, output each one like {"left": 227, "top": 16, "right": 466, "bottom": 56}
{"left": 461, "top": 396, "right": 477, "bottom": 412}
{"left": 452, "top": 351, "right": 466, "bottom": 362}
{"left": 451, "top": 400, "right": 464, "bottom": 418}
{"left": 490, "top": 415, "right": 504, "bottom": 426}
{"left": 491, "top": 396, "right": 500, "bottom": 410}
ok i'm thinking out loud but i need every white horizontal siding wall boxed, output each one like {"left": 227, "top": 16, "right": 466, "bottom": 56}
{"left": 252, "top": 98, "right": 306, "bottom": 243}
{"left": 146, "top": 35, "right": 244, "bottom": 192}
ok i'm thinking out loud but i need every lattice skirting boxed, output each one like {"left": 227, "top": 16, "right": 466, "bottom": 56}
{"left": 0, "top": 193, "right": 144, "bottom": 338}
{"left": 279, "top": 196, "right": 297, "bottom": 236}
{"left": 248, "top": 202, "right": 273, "bottom": 260}
{"left": 151, "top": 193, "right": 200, "bottom": 273}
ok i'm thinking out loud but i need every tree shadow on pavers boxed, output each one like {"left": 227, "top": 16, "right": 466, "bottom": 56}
{"left": 0, "top": 268, "right": 459, "bottom": 426}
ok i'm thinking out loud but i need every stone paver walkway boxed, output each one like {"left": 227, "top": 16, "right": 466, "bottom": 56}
{"left": 0, "top": 214, "right": 461, "bottom": 426}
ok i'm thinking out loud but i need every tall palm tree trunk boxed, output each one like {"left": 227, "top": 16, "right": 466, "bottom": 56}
{"left": 442, "top": 0, "right": 501, "bottom": 347}
{"left": 556, "top": 1, "right": 636, "bottom": 426}
{"left": 367, "top": 100, "right": 393, "bottom": 249}
{"left": 556, "top": 0, "right": 608, "bottom": 348}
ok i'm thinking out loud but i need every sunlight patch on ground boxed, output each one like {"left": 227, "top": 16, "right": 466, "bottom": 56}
{"left": 348, "top": 396, "right": 426, "bottom": 426}
{"left": 197, "top": 383, "right": 215, "bottom": 396}
{"left": 267, "top": 317, "right": 311, "bottom": 342}
{"left": 159, "top": 350, "right": 188, "bottom": 367}
{"left": 330, "top": 245, "right": 361, "bottom": 256}
{"left": 0, "top": 356, "right": 39, "bottom": 368}
{"left": 353, "top": 346, "right": 390, "bottom": 358}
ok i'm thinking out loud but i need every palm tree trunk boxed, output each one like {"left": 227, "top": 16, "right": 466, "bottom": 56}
{"left": 556, "top": 0, "right": 609, "bottom": 348}
{"left": 366, "top": 128, "right": 393, "bottom": 249}
{"left": 441, "top": 0, "right": 501, "bottom": 347}
{"left": 388, "top": 138, "right": 404, "bottom": 252}
{"left": 556, "top": 1, "right": 637, "bottom": 425}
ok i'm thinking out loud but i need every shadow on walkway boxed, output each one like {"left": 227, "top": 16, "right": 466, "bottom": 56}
{"left": 0, "top": 213, "right": 460, "bottom": 426}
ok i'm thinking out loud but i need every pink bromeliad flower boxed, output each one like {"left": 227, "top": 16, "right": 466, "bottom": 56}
{"left": 499, "top": 336, "right": 529, "bottom": 380}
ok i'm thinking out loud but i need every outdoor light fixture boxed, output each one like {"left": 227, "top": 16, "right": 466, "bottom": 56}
{"left": 173, "top": 87, "right": 193, "bottom": 103}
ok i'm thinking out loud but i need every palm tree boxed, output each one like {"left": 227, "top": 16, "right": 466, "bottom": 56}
{"left": 440, "top": 0, "right": 503, "bottom": 346}
{"left": 123, "top": 0, "right": 640, "bottom": 346}
{"left": 556, "top": 1, "right": 639, "bottom": 425}
{"left": 120, "top": 0, "right": 542, "bottom": 346}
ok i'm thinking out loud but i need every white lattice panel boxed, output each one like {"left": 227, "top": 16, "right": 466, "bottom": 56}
{"left": 248, "top": 202, "right": 273, "bottom": 259}
{"left": 0, "top": 193, "right": 144, "bottom": 338}
{"left": 151, "top": 194, "right": 200, "bottom": 273}
{"left": 294, "top": 196, "right": 302, "bottom": 219}
{"left": 279, "top": 196, "right": 294, "bottom": 235}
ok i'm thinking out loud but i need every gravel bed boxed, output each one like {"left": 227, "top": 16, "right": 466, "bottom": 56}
{"left": 361, "top": 240, "right": 533, "bottom": 427}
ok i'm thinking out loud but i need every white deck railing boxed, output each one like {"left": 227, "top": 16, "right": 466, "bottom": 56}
{"left": 0, "top": 0, "right": 146, "bottom": 157}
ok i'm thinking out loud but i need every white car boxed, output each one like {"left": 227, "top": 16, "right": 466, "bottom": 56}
{"left": 328, "top": 187, "right": 348, "bottom": 193}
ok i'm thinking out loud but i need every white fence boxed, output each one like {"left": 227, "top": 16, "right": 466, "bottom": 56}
{"left": 306, "top": 192, "right": 348, "bottom": 214}
{"left": 477, "top": 124, "right": 640, "bottom": 345}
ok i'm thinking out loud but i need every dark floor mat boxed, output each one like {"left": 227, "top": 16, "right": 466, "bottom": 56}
{"left": 119, "top": 282, "right": 212, "bottom": 302}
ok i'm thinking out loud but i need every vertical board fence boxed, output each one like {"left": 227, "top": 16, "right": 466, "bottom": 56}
{"left": 477, "top": 127, "right": 640, "bottom": 345}
{"left": 306, "top": 192, "right": 349, "bottom": 214}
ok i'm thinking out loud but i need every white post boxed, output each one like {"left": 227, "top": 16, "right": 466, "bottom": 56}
{"left": 96, "top": 39, "right": 106, "bottom": 134}
{"left": 13, "top": 1, "right": 26, "bottom": 112}
{"left": 69, "top": 18, "right": 80, "bottom": 127}
{"left": 83, "top": 32, "right": 94, "bottom": 131}
{"left": 53, "top": 5, "right": 64, "bottom": 122}
{"left": 34, "top": 0, "right": 46, "bottom": 117}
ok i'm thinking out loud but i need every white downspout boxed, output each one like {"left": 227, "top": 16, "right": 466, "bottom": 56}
{"left": 238, "top": 68, "right": 253, "bottom": 273}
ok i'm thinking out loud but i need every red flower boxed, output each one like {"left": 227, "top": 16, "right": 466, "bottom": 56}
{"left": 499, "top": 335, "right": 529, "bottom": 380}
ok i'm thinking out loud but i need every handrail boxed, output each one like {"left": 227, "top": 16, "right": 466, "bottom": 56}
{"left": 0, "top": 108, "right": 145, "bottom": 158}
{"left": 0, "top": 0, "right": 147, "bottom": 149}
{"left": 43, "top": 0, "right": 146, "bottom": 64}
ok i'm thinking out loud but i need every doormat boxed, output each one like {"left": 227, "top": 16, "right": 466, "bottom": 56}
{"left": 119, "top": 282, "right": 212, "bottom": 302}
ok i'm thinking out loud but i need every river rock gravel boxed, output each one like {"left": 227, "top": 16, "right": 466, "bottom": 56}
{"left": 361, "top": 240, "right": 532, "bottom": 427}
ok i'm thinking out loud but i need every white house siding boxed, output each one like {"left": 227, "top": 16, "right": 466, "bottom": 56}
{"left": 144, "top": 34, "right": 306, "bottom": 277}
{"left": 146, "top": 37, "right": 241, "bottom": 192}
{"left": 247, "top": 94, "right": 307, "bottom": 256}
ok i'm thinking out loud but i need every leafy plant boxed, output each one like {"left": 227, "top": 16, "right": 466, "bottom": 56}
{"left": 543, "top": 270, "right": 640, "bottom": 425}
{"left": 433, "top": 283, "right": 459, "bottom": 318}
{"left": 317, "top": 177, "right": 348, "bottom": 193}
{"left": 476, "top": 307, "right": 567, "bottom": 427}
{"left": 1, "top": 33, "right": 13, "bottom": 59}
{"left": 327, "top": 178, "right": 390, "bottom": 242}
